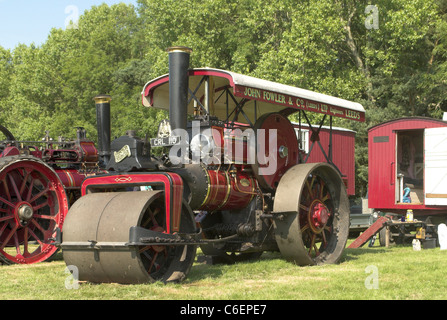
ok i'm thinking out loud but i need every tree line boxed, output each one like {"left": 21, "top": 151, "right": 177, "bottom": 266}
{"left": 0, "top": 0, "right": 446, "bottom": 196}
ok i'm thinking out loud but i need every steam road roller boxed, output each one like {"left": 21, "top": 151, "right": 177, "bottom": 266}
{"left": 61, "top": 47, "right": 366, "bottom": 284}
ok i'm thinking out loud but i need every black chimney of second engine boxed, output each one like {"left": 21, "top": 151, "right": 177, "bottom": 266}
{"left": 94, "top": 94, "right": 112, "bottom": 165}
{"left": 167, "top": 46, "right": 192, "bottom": 132}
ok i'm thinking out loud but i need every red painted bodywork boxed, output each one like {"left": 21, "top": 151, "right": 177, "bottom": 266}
{"left": 294, "top": 123, "right": 356, "bottom": 196}
{"left": 57, "top": 169, "right": 91, "bottom": 189}
{"left": 0, "top": 146, "right": 20, "bottom": 157}
{"left": 143, "top": 69, "right": 365, "bottom": 123}
{"left": 0, "top": 140, "right": 99, "bottom": 192}
{"left": 80, "top": 172, "right": 184, "bottom": 233}
{"left": 368, "top": 117, "right": 447, "bottom": 215}
{"left": 199, "top": 168, "right": 256, "bottom": 211}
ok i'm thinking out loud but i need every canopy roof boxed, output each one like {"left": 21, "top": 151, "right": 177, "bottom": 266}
{"left": 142, "top": 68, "right": 365, "bottom": 125}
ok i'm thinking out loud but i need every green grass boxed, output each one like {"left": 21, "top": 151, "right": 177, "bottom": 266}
{"left": 1, "top": 243, "right": 447, "bottom": 300}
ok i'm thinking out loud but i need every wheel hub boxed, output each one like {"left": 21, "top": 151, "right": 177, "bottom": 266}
{"left": 278, "top": 145, "right": 288, "bottom": 158}
{"left": 309, "top": 200, "right": 330, "bottom": 232}
{"left": 15, "top": 202, "right": 34, "bottom": 226}
{"left": 150, "top": 225, "right": 166, "bottom": 253}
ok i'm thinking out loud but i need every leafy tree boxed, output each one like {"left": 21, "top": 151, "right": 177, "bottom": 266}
{"left": 0, "top": 47, "right": 12, "bottom": 101}
{"left": 2, "top": 44, "right": 54, "bottom": 140}
{"left": 136, "top": 0, "right": 295, "bottom": 73}
{"left": 421, "top": 0, "right": 447, "bottom": 118}
{"left": 1, "top": 0, "right": 446, "bottom": 198}
{"left": 0, "top": 47, "right": 12, "bottom": 125}
{"left": 251, "top": 0, "right": 445, "bottom": 196}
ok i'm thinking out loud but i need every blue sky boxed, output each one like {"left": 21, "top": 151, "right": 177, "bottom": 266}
{"left": 0, "top": 0, "right": 138, "bottom": 49}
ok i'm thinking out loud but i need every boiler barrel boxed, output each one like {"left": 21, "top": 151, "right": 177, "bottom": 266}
{"left": 178, "top": 165, "right": 257, "bottom": 212}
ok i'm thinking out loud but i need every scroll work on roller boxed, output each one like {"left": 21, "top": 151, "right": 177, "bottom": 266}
{"left": 0, "top": 47, "right": 365, "bottom": 284}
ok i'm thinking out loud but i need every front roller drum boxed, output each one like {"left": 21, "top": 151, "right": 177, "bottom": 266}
{"left": 62, "top": 191, "right": 196, "bottom": 284}
{"left": 273, "top": 163, "right": 350, "bottom": 266}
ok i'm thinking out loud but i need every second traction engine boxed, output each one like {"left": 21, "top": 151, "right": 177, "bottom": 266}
{"left": 61, "top": 47, "right": 365, "bottom": 284}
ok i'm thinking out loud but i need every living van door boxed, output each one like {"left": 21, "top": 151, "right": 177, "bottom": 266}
{"left": 396, "top": 129, "right": 424, "bottom": 204}
{"left": 425, "top": 127, "right": 447, "bottom": 205}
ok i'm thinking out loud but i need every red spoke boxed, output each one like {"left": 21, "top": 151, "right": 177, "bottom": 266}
{"left": 19, "top": 169, "right": 32, "bottom": 197}
{"left": 139, "top": 246, "right": 151, "bottom": 253}
{"left": 305, "top": 176, "right": 316, "bottom": 198}
{"left": 148, "top": 208, "right": 159, "bottom": 227}
{"left": 2, "top": 179, "right": 11, "bottom": 201}
{"left": 25, "top": 179, "right": 35, "bottom": 202}
{"left": 33, "top": 213, "right": 56, "bottom": 220}
{"left": 319, "top": 180, "right": 331, "bottom": 202}
{"left": 148, "top": 251, "right": 159, "bottom": 274}
{"left": 32, "top": 200, "right": 49, "bottom": 212}
{"left": 22, "top": 227, "right": 29, "bottom": 255}
{"left": 13, "top": 230, "right": 21, "bottom": 256}
{"left": 308, "top": 233, "right": 316, "bottom": 255}
{"left": 321, "top": 230, "right": 327, "bottom": 244}
{"left": 8, "top": 174, "right": 22, "bottom": 202}
{"left": 321, "top": 192, "right": 330, "bottom": 203}
{"left": 0, "top": 196, "right": 15, "bottom": 209}
{"left": 142, "top": 207, "right": 161, "bottom": 228}
{"left": 30, "top": 219, "right": 47, "bottom": 236}
{"left": 27, "top": 227, "right": 45, "bottom": 246}
{"left": 0, "top": 214, "right": 13, "bottom": 222}
{"left": 0, "top": 224, "right": 18, "bottom": 250}
{"left": 0, "top": 221, "right": 8, "bottom": 234}
{"left": 29, "top": 187, "right": 49, "bottom": 204}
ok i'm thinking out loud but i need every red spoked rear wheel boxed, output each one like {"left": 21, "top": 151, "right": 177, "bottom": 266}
{"left": 273, "top": 163, "right": 350, "bottom": 266}
{"left": 0, "top": 156, "right": 68, "bottom": 264}
{"left": 299, "top": 173, "right": 334, "bottom": 258}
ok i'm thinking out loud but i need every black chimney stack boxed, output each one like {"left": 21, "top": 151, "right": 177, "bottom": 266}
{"left": 167, "top": 46, "right": 192, "bottom": 132}
{"left": 94, "top": 94, "right": 112, "bottom": 165}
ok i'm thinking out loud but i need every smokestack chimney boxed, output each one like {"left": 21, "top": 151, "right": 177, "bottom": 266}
{"left": 167, "top": 46, "right": 192, "bottom": 132}
{"left": 94, "top": 94, "right": 112, "bottom": 165}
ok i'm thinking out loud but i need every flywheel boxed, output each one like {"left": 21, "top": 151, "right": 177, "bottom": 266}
{"left": 251, "top": 113, "right": 299, "bottom": 190}
{"left": 273, "top": 163, "right": 349, "bottom": 265}
{"left": 0, "top": 156, "right": 68, "bottom": 264}
{"left": 0, "top": 124, "right": 16, "bottom": 141}
{"left": 62, "top": 191, "right": 197, "bottom": 284}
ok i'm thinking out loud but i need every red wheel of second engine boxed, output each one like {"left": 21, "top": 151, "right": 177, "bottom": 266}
{"left": 252, "top": 113, "right": 299, "bottom": 190}
{"left": 0, "top": 156, "right": 68, "bottom": 264}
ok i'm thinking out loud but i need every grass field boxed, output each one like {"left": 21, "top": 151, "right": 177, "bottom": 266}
{"left": 0, "top": 241, "right": 446, "bottom": 300}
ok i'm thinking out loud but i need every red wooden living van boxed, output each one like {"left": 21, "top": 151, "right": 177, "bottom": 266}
{"left": 293, "top": 122, "right": 356, "bottom": 196}
{"left": 368, "top": 117, "right": 447, "bottom": 219}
